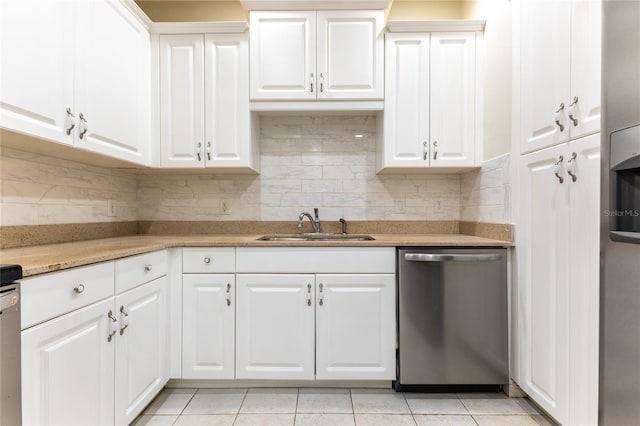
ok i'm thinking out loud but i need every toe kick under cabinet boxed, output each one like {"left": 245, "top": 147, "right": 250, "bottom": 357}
{"left": 181, "top": 247, "right": 396, "bottom": 382}
{"left": 20, "top": 251, "right": 169, "bottom": 426}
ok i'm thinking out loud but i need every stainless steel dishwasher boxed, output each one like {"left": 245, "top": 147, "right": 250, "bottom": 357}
{"left": 396, "top": 248, "right": 508, "bottom": 392}
{"left": 1, "top": 264, "right": 22, "bottom": 426}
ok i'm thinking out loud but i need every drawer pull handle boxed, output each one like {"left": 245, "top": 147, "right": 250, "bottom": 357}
{"left": 120, "top": 305, "right": 129, "bottom": 335}
{"left": 145, "top": 264, "right": 153, "bottom": 272}
{"left": 204, "top": 257, "right": 211, "bottom": 264}
{"left": 107, "top": 310, "right": 118, "bottom": 342}
{"left": 73, "top": 284, "right": 85, "bottom": 294}
{"left": 226, "top": 283, "right": 231, "bottom": 306}
{"left": 319, "top": 283, "right": 324, "bottom": 306}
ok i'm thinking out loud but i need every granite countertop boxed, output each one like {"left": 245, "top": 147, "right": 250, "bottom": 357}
{"left": 0, "top": 234, "right": 512, "bottom": 277}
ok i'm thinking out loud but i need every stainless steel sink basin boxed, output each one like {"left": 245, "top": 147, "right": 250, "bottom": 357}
{"left": 257, "top": 233, "right": 375, "bottom": 242}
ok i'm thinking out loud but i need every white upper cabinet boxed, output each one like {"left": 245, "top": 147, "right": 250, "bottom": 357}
{"left": 379, "top": 30, "right": 480, "bottom": 172}
{"left": 0, "top": 0, "right": 151, "bottom": 166}
{"left": 519, "top": 0, "right": 601, "bottom": 154}
{"left": 75, "top": 0, "right": 151, "bottom": 165}
{"left": 250, "top": 10, "right": 384, "bottom": 102}
{"left": 159, "top": 33, "right": 259, "bottom": 171}
{"left": 316, "top": 11, "right": 384, "bottom": 100}
{"left": 250, "top": 12, "right": 317, "bottom": 100}
{"left": 0, "top": 0, "right": 74, "bottom": 147}
{"left": 159, "top": 34, "right": 205, "bottom": 168}
{"left": 430, "top": 32, "right": 477, "bottom": 167}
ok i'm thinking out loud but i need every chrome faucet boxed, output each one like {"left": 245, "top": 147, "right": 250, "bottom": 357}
{"left": 298, "top": 208, "right": 321, "bottom": 233}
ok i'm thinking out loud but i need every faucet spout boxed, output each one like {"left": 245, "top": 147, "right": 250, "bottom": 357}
{"left": 297, "top": 209, "right": 321, "bottom": 233}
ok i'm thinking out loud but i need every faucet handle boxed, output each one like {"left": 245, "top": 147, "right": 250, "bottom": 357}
{"left": 339, "top": 218, "right": 347, "bottom": 235}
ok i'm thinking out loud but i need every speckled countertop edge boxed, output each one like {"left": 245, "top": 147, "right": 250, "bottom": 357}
{"left": 0, "top": 234, "right": 512, "bottom": 277}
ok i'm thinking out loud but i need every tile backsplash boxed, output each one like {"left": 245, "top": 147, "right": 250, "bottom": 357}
{"left": 460, "top": 153, "right": 512, "bottom": 224}
{"left": 1, "top": 116, "right": 512, "bottom": 227}
{"left": 0, "top": 147, "right": 137, "bottom": 226}
{"left": 138, "top": 116, "right": 461, "bottom": 222}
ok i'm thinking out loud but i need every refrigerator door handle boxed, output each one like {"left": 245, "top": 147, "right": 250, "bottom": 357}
{"left": 404, "top": 253, "right": 503, "bottom": 262}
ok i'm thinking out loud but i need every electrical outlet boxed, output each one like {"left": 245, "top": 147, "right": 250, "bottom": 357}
{"left": 221, "top": 200, "right": 229, "bottom": 214}
{"left": 107, "top": 200, "right": 116, "bottom": 217}
{"left": 394, "top": 199, "right": 405, "bottom": 213}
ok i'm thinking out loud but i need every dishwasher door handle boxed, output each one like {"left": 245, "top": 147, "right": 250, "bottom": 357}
{"left": 404, "top": 253, "right": 503, "bottom": 262}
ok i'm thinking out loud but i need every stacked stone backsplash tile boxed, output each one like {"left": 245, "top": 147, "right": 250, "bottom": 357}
{"left": 137, "top": 115, "right": 462, "bottom": 222}
{"left": 460, "top": 153, "right": 512, "bottom": 224}
{"left": 0, "top": 147, "right": 137, "bottom": 226}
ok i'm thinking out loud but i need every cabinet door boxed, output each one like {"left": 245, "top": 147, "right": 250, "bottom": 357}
{"left": 0, "top": 0, "right": 74, "bottom": 146}
{"left": 204, "top": 34, "right": 252, "bottom": 169}
{"left": 316, "top": 11, "right": 384, "bottom": 100}
{"left": 236, "top": 274, "right": 315, "bottom": 380}
{"left": 567, "top": 134, "right": 600, "bottom": 426}
{"left": 115, "top": 276, "right": 168, "bottom": 426}
{"left": 569, "top": 0, "right": 602, "bottom": 139}
{"left": 517, "top": 144, "right": 570, "bottom": 425}
{"left": 182, "top": 274, "right": 235, "bottom": 379}
{"left": 430, "top": 32, "right": 477, "bottom": 167}
{"left": 520, "top": 0, "right": 571, "bottom": 154}
{"left": 315, "top": 274, "right": 396, "bottom": 380}
{"left": 159, "top": 34, "right": 205, "bottom": 168}
{"left": 22, "top": 298, "right": 115, "bottom": 426}
{"left": 75, "top": 0, "right": 150, "bottom": 165}
{"left": 249, "top": 11, "right": 316, "bottom": 100}
{"left": 380, "top": 33, "right": 430, "bottom": 170}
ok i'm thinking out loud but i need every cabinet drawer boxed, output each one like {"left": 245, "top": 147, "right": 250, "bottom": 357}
{"left": 115, "top": 250, "right": 168, "bottom": 294}
{"left": 21, "top": 262, "right": 115, "bottom": 329}
{"left": 183, "top": 248, "right": 235, "bottom": 273}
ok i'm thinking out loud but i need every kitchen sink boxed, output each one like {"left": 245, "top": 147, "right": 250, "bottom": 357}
{"left": 257, "top": 233, "right": 375, "bottom": 242}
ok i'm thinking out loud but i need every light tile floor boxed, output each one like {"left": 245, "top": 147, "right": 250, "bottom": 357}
{"left": 133, "top": 388, "right": 554, "bottom": 426}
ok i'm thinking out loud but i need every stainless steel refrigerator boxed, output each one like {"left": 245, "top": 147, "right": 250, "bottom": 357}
{"left": 600, "top": 1, "right": 640, "bottom": 424}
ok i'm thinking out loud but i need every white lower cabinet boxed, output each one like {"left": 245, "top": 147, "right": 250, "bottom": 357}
{"left": 315, "top": 274, "right": 396, "bottom": 380}
{"left": 115, "top": 276, "right": 168, "bottom": 426}
{"left": 236, "top": 274, "right": 316, "bottom": 380}
{"left": 21, "top": 251, "right": 169, "bottom": 426}
{"left": 235, "top": 271, "right": 396, "bottom": 381}
{"left": 517, "top": 133, "right": 600, "bottom": 425}
{"left": 22, "top": 297, "right": 116, "bottom": 426}
{"left": 182, "top": 274, "right": 235, "bottom": 379}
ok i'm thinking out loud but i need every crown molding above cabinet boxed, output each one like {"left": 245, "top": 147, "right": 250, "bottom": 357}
{"left": 386, "top": 19, "right": 486, "bottom": 33}
{"left": 149, "top": 21, "right": 248, "bottom": 34}
{"left": 240, "top": 0, "right": 392, "bottom": 11}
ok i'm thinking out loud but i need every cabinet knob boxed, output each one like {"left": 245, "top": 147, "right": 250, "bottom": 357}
{"left": 197, "top": 142, "right": 202, "bottom": 161}
{"left": 310, "top": 73, "right": 315, "bottom": 93}
{"left": 226, "top": 283, "right": 231, "bottom": 306}
{"left": 145, "top": 264, "right": 153, "bottom": 272}
{"left": 204, "top": 257, "right": 211, "bottom": 264}
{"left": 73, "top": 283, "right": 85, "bottom": 294}
{"left": 423, "top": 141, "right": 428, "bottom": 160}
{"left": 207, "top": 141, "right": 212, "bottom": 161}
{"left": 433, "top": 141, "right": 438, "bottom": 161}
{"left": 319, "top": 73, "right": 325, "bottom": 93}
